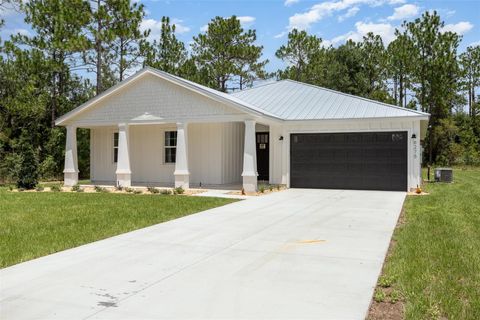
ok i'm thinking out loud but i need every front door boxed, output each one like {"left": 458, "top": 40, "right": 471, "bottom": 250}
{"left": 256, "top": 133, "right": 269, "bottom": 181}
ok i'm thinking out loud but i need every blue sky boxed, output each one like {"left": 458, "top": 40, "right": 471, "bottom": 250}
{"left": 1, "top": 0, "right": 479, "bottom": 73}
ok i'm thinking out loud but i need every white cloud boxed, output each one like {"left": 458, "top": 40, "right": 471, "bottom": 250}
{"left": 338, "top": 6, "right": 360, "bottom": 22}
{"left": 388, "top": 0, "right": 406, "bottom": 4}
{"left": 274, "top": 31, "right": 288, "bottom": 39}
{"left": 200, "top": 24, "right": 208, "bottom": 32}
{"left": 284, "top": 0, "right": 300, "bottom": 6}
{"left": 387, "top": 4, "right": 419, "bottom": 21}
{"left": 237, "top": 16, "right": 256, "bottom": 27}
{"left": 441, "top": 21, "right": 473, "bottom": 35}
{"left": 141, "top": 18, "right": 190, "bottom": 41}
{"left": 286, "top": 0, "right": 403, "bottom": 31}
{"left": 327, "top": 21, "right": 397, "bottom": 46}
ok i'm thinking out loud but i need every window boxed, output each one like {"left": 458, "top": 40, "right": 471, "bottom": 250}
{"left": 164, "top": 131, "right": 177, "bottom": 163}
{"left": 113, "top": 132, "right": 119, "bottom": 163}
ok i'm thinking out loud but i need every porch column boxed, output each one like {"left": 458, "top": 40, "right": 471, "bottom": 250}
{"left": 174, "top": 122, "right": 189, "bottom": 189}
{"left": 242, "top": 119, "right": 258, "bottom": 192}
{"left": 116, "top": 123, "right": 131, "bottom": 187}
{"left": 63, "top": 125, "right": 79, "bottom": 186}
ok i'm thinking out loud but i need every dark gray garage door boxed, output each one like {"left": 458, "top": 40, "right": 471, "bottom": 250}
{"left": 290, "top": 132, "right": 408, "bottom": 191}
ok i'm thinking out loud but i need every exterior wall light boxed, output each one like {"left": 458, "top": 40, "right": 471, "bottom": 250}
{"left": 411, "top": 133, "right": 417, "bottom": 139}
{"left": 279, "top": 136, "right": 284, "bottom": 141}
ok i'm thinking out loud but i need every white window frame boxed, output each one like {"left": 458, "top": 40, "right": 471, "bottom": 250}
{"left": 164, "top": 131, "right": 177, "bottom": 164}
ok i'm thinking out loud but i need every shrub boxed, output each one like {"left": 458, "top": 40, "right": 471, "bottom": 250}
{"left": 115, "top": 185, "right": 123, "bottom": 191}
{"left": 258, "top": 184, "right": 266, "bottom": 193}
{"left": 378, "top": 275, "right": 395, "bottom": 288}
{"left": 373, "top": 289, "right": 386, "bottom": 303}
{"left": 269, "top": 185, "right": 273, "bottom": 192}
{"left": 39, "top": 155, "right": 58, "bottom": 180}
{"left": 71, "top": 184, "right": 82, "bottom": 192}
{"left": 94, "top": 185, "right": 108, "bottom": 193}
{"left": 160, "top": 189, "right": 172, "bottom": 195}
{"left": 16, "top": 134, "right": 39, "bottom": 190}
{"left": 35, "top": 186, "right": 44, "bottom": 192}
{"left": 133, "top": 190, "right": 142, "bottom": 194}
{"left": 124, "top": 187, "right": 134, "bottom": 193}
{"left": 174, "top": 187, "right": 184, "bottom": 195}
{"left": 147, "top": 186, "right": 159, "bottom": 194}
{"left": 50, "top": 184, "right": 62, "bottom": 192}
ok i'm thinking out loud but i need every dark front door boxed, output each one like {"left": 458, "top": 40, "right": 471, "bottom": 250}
{"left": 256, "top": 133, "right": 269, "bottom": 181}
{"left": 290, "top": 132, "right": 408, "bottom": 191}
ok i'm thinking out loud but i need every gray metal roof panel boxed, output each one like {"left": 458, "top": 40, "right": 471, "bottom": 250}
{"left": 231, "top": 79, "right": 429, "bottom": 120}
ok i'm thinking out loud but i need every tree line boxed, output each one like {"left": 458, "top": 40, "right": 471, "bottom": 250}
{"left": 0, "top": 0, "right": 479, "bottom": 187}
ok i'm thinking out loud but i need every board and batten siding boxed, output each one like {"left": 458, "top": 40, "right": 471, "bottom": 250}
{"left": 90, "top": 122, "right": 244, "bottom": 186}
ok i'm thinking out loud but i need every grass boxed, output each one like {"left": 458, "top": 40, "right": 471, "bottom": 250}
{"left": 0, "top": 189, "right": 236, "bottom": 268}
{"left": 377, "top": 167, "right": 480, "bottom": 319}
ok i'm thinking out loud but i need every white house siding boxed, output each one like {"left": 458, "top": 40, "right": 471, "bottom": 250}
{"left": 90, "top": 122, "right": 245, "bottom": 186}
{"left": 90, "top": 127, "right": 117, "bottom": 183}
{"left": 221, "top": 122, "right": 244, "bottom": 185}
{"left": 188, "top": 123, "right": 223, "bottom": 185}
{"left": 130, "top": 125, "right": 176, "bottom": 185}
{"left": 69, "top": 74, "right": 244, "bottom": 126}
{"left": 272, "top": 119, "right": 423, "bottom": 191}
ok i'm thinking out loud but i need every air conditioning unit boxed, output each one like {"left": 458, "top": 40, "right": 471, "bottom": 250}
{"left": 435, "top": 168, "right": 453, "bottom": 183}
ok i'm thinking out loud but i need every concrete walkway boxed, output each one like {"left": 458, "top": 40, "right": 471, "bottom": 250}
{"left": 0, "top": 189, "right": 405, "bottom": 319}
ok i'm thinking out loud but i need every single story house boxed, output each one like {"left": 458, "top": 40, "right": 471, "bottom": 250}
{"left": 56, "top": 67, "right": 429, "bottom": 192}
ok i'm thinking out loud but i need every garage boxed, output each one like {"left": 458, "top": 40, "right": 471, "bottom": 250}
{"left": 290, "top": 131, "right": 408, "bottom": 191}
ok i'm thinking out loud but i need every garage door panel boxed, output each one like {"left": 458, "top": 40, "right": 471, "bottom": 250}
{"left": 290, "top": 132, "right": 408, "bottom": 191}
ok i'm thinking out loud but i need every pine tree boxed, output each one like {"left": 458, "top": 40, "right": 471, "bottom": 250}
{"left": 143, "top": 16, "right": 187, "bottom": 75}
{"left": 110, "top": 0, "right": 148, "bottom": 81}
{"left": 192, "top": 16, "right": 267, "bottom": 92}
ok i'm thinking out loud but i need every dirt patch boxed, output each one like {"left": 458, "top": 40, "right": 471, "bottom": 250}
{"left": 368, "top": 299, "right": 404, "bottom": 320}
{"left": 366, "top": 206, "right": 407, "bottom": 320}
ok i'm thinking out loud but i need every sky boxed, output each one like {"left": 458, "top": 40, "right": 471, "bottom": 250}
{"left": 1, "top": 0, "right": 479, "bottom": 73}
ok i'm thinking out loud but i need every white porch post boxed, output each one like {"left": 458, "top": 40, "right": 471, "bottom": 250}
{"left": 174, "top": 122, "right": 189, "bottom": 189}
{"left": 116, "top": 123, "right": 131, "bottom": 187}
{"left": 242, "top": 119, "right": 258, "bottom": 192}
{"left": 64, "top": 125, "right": 79, "bottom": 186}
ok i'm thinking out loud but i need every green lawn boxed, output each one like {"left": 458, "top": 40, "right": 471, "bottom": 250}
{"left": 378, "top": 168, "right": 480, "bottom": 319}
{"left": 0, "top": 190, "right": 236, "bottom": 268}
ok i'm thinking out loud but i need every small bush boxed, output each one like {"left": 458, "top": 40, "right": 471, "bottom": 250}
{"left": 94, "top": 185, "right": 108, "bottom": 193}
{"left": 71, "top": 184, "right": 82, "bottom": 192}
{"left": 8, "top": 185, "right": 14, "bottom": 191}
{"left": 16, "top": 134, "right": 39, "bottom": 190}
{"left": 35, "top": 186, "right": 44, "bottom": 192}
{"left": 276, "top": 184, "right": 281, "bottom": 191}
{"left": 124, "top": 187, "right": 134, "bottom": 193}
{"left": 174, "top": 187, "right": 184, "bottom": 195}
{"left": 115, "top": 185, "right": 123, "bottom": 191}
{"left": 50, "top": 184, "right": 62, "bottom": 192}
{"left": 269, "top": 185, "right": 273, "bottom": 191}
{"left": 133, "top": 190, "right": 142, "bottom": 194}
{"left": 18, "top": 187, "right": 26, "bottom": 192}
{"left": 258, "top": 184, "right": 266, "bottom": 193}
{"left": 378, "top": 275, "right": 395, "bottom": 288}
{"left": 160, "top": 189, "right": 172, "bottom": 195}
{"left": 373, "top": 289, "right": 386, "bottom": 303}
{"left": 147, "top": 186, "right": 159, "bottom": 194}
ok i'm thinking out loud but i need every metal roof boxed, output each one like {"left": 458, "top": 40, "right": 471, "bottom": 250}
{"left": 231, "top": 79, "right": 429, "bottom": 120}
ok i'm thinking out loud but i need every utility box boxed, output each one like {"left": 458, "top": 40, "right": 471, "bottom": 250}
{"left": 435, "top": 168, "right": 453, "bottom": 183}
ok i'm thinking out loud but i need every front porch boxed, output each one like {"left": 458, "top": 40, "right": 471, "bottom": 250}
{"left": 63, "top": 120, "right": 272, "bottom": 193}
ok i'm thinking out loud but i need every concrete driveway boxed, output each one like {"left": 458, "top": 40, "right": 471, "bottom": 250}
{"left": 1, "top": 189, "right": 405, "bottom": 319}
